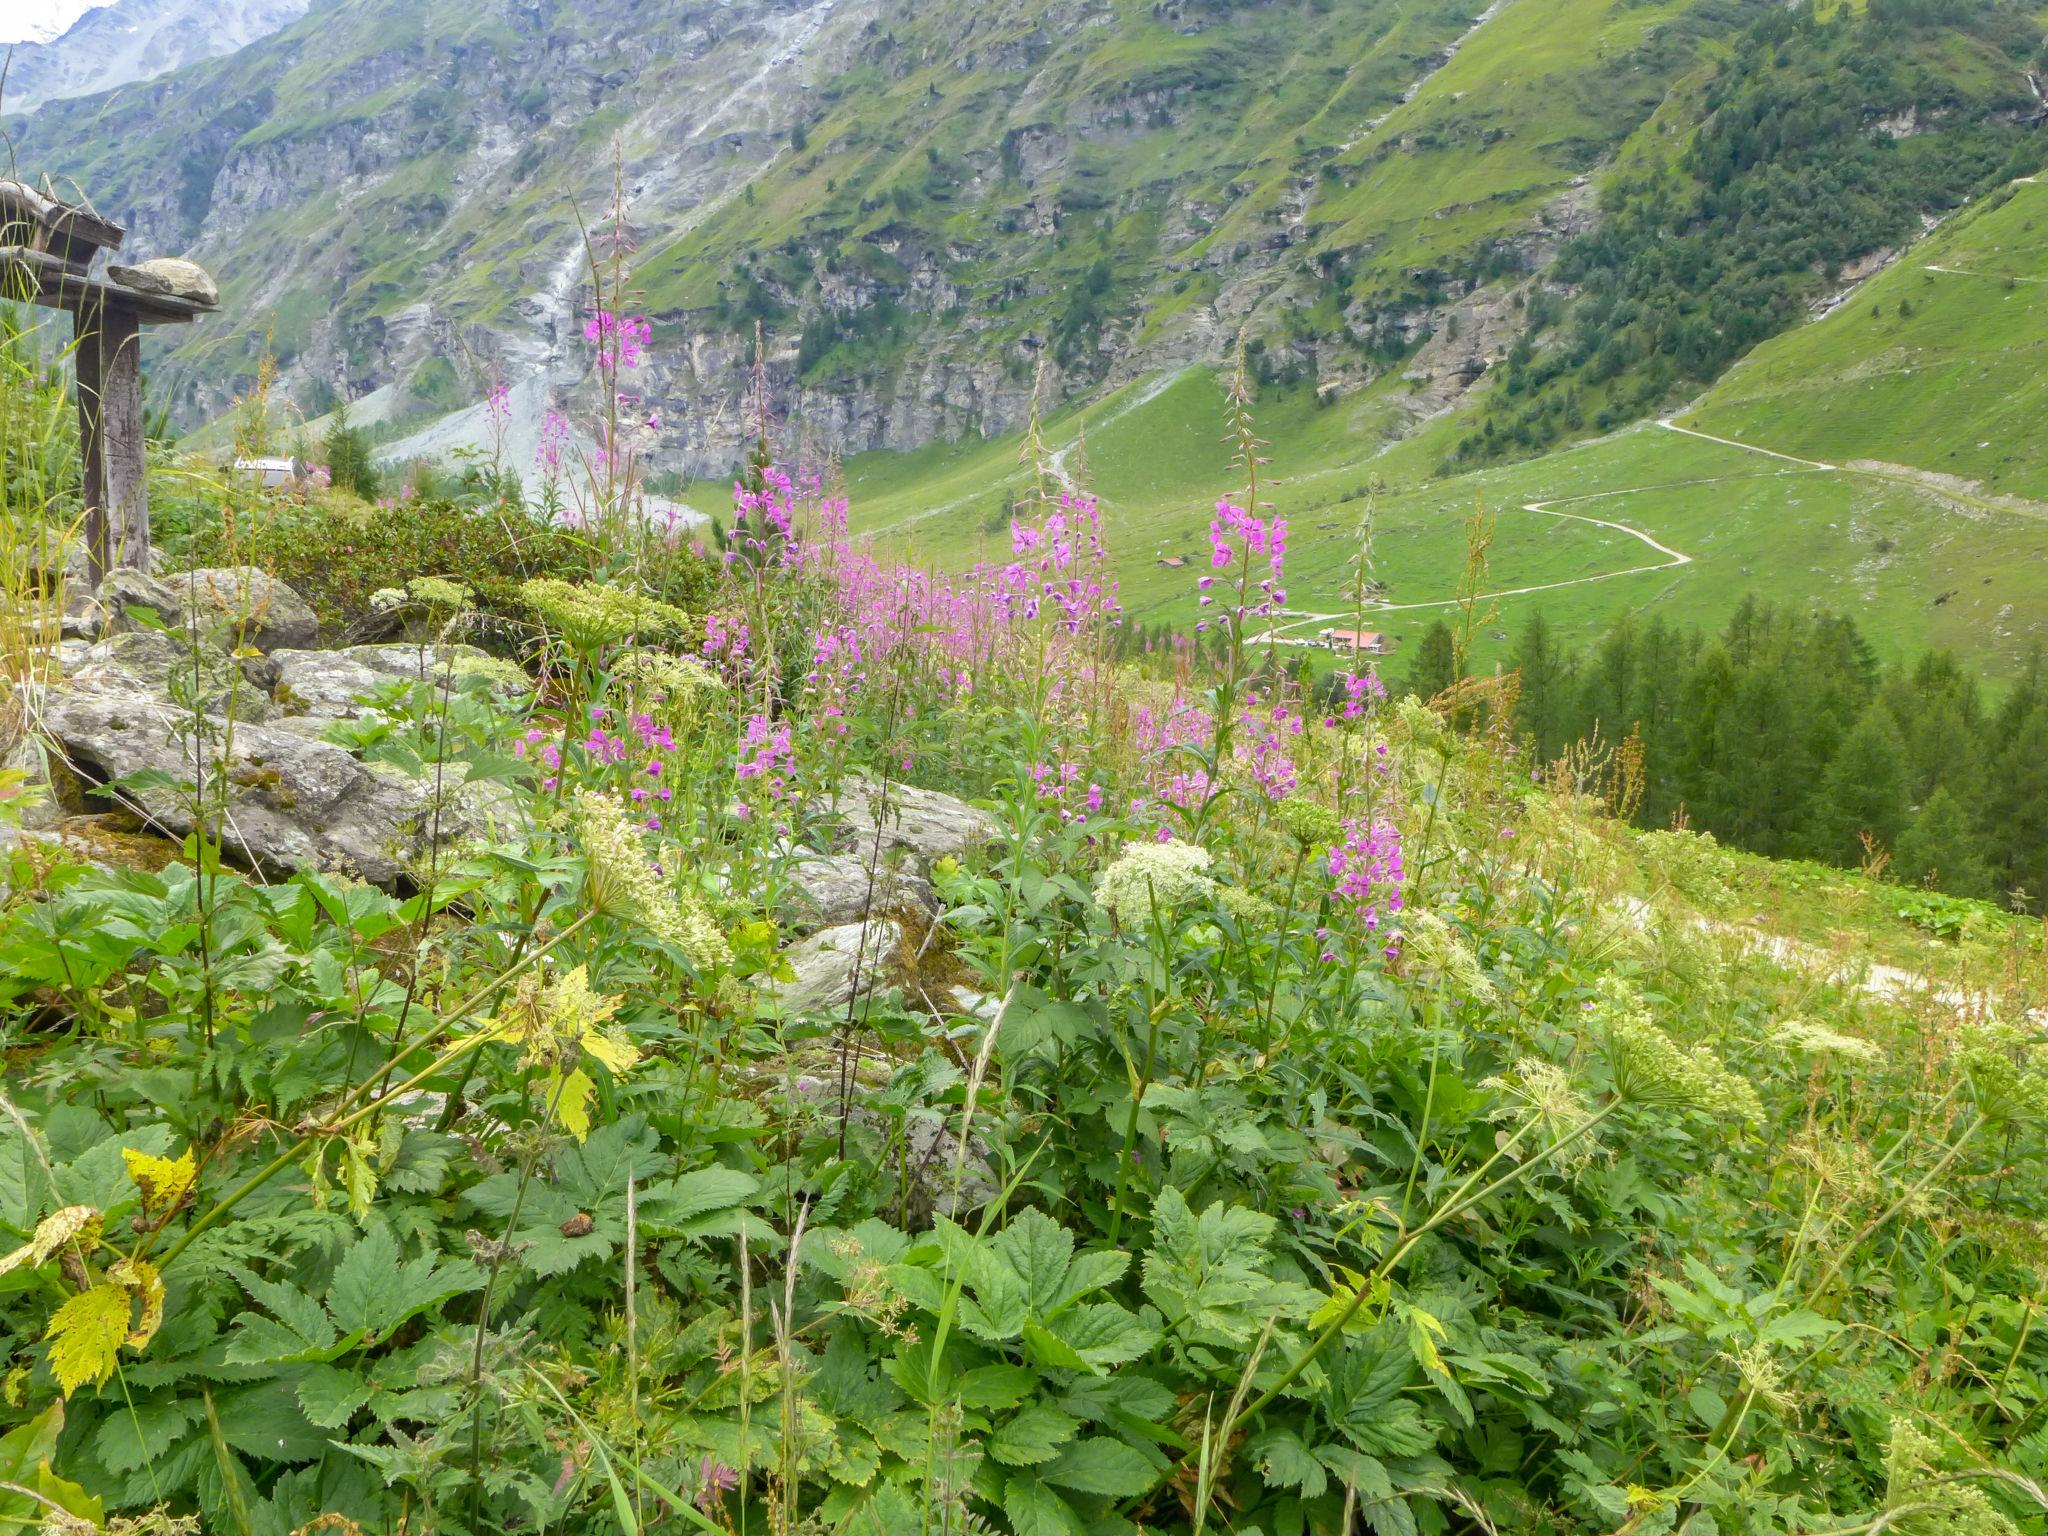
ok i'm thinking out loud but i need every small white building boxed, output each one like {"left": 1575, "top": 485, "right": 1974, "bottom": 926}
{"left": 233, "top": 455, "right": 304, "bottom": 488}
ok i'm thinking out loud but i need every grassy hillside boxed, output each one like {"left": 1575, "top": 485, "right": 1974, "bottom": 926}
{"left": 1687, "top": 174, "right": 2048, "bottom": 500}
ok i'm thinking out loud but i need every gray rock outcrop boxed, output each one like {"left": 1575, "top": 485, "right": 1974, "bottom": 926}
{"left": 41, "top": 690, "right": 444, "bottom": 886}
{"left": 830, "top": 776, "right": 998, "bottom": 868}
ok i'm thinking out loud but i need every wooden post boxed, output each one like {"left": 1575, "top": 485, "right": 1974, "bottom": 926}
{"left": 74, "top": 297, "right": 149, "bottom": 584}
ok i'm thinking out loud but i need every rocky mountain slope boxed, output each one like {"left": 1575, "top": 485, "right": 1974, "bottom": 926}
{"left": 0, "top": 0, "right": 308, "bottom": 116}
{"left": 4, "top": 0, "right": 2043, "bottom": 483}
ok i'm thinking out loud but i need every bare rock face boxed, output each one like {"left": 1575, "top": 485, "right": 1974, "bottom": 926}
{"left": 270, "top": 644, "right": 487, "bottom": 719}
{"left": 64, "top": 630, "right": 273, "bottom": 722}
{"left": 763, "top": 919, "right": 904, "bottom": 1018}
{"left": 164, "top": 567, "right": 320, "bottom": 653}
{"left": 107, "top": 257, "right": 220, "bottom": 308}
{"left": 830, "top": 777, "right": 998, "bottom": 868}
{"left": 783, "top": 849, "right": 936, "bottom": 934}
{"left": 41, "top": 689, "right": 444, "bottom": 886}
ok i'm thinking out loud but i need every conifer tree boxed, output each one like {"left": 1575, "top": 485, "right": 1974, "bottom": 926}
{"left": 1404, "top": 620, "right": 1459, "bottom": 702}
{"left": 1894, "top": 785, "right": 1993, "bottom": 899}
{"left": 1808, "top": 703, "right": 1908, "bottom": 866}
{"left": 1512, "top": 612, "right": 1568, "bottom": 762}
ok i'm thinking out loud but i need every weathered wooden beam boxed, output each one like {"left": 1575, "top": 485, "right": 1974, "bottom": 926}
{"left": 75, "top": 300, "right": 149, "bottom": 582}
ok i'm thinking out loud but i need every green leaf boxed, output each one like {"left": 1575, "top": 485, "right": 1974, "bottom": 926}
{"left": 643, "top": 1167, "right": 758, "bottom": 1230}
{"left": 212, "top": 1378, "right": 328, "bottom": 1463}
{"left": 0, "top": 1404, "right": 103, "bottom": 1530}
{"left": 296, "top": 1364, "right": 374, "bottom": 1429}
{"left": 990, "top": 1208, "right": 1074, "bottom": 1315}
{"left": 989, "top": 1402, "right": 1081, "bottom": 1466}
{"left": 1003, "top": 1469, "right": 1083, "bottom": 1536}
{"left": 956, "top": 1363, "right": 1038, "bottom": 1410}
{"left": 1051, "top": 1304, "right": 1160, "bottom": 1368}
{"left": 325, "top": 1226, "right": 483, "bottom": 1339}
{"left": 93, "top": 1397, "right": 204, "bottom": 1474}
{"left": 1252, "top": 1427, "right": 1329, "bottom": 1498}
{"left": 1022, "top": 1322, "right": 1096, "bottom": 1374}
{"left": 1040, "top": 1436, "right": 1157, "bottom": 1497}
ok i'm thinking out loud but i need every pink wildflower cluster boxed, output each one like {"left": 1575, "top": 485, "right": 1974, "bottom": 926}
{"left": 1327, "top": 815, "right": 1405, "bottom": 941}
{"left": 1330, "top": 669, "right": 1387, "bottom": 726}
{"left": 806, "top": 623, "right": 868, "bottom": 739}
{"left": 1238, "top": 694, "right": 1304, "bottom": 801}
{"left": 1030, "top": 759, "right": 1107, "bottom": 823}
{"left": 514, "top": 706, "right": 677, "bottom": 830}
{"left": 1197, "top": 498, "right": 1289, "bottom": 627}
{"left": 485, "top": 381, "right": 511, "bottom": 426}
{"left": 1001, "top": 494, "right": 1120, "bottom": 632}
{"left": 585, "top": 311, "right": 652, "bottom": 370}
{"left": 734, "top": 713, "right": 796, "bottom": 820}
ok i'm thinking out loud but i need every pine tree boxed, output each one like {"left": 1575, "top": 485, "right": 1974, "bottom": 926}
{"left": 1808, "top": 703, "right": 1908, "bottom": 866}
{"left": 1894, "top": 785, "right": 1993, "bottom": 899}
{"left": 1512, "top": 612, "right": 1567, "bottom": 763}
{"left": 1404, "top": 620, "right": 1459, "bottom": 702}
{"left": 322, "top": 400, "right": 378, "bottom": 500}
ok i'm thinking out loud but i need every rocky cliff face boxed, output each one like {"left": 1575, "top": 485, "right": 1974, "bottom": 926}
{"left": 5, "top": 0, "right": 1759, "bottom": 481}
{"left": 1, "top": 0, "right": 308, "bottom": 115}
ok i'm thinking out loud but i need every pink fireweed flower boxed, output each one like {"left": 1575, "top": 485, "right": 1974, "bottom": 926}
{"left": 1328, "top": 816, "right": 1406, "bottom": 943}
{"left": 735, "top": 713, "right": 797, "bottom": 815}
{"left": 584, "top": 310, "right": 653, "bottom": 369}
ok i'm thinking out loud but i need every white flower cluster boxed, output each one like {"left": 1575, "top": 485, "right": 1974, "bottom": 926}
{"left": 1093, "top": 839, "right": 1217, "bottom": 927}
{"left": 575, "top": 791, "right": 732, "bottom": 973}
{"left": 1593, "top": 975, "right": 1762, "bottom": 1123}
{"left": 1778, "top": 1017, "right": 1884, "bottom": 1065}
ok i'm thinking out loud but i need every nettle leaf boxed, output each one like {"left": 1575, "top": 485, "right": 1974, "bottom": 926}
{"left": 384, "top": 1131, "right": 463, "bottom": 1195}
{"left": 92, "top": 1396, "right": 205, "bottom": 1474}
{"left": 325, "top": 1226, "right": 483, "bottom": 1340}
{"left": 212, "top": 1377, "right": 328, "bottom": 1463}
{"left": 988, "top": 1402, "right": 1081, "bottom": 1466}
{"left": 1003, "top": 1469, "right": 1084, "bottom": 1536}
{"left": 296, "top": 1363, "right": 375, "bottom": 1429}
{"left": 989, "top": 1209, "right": 1075, "bottom": 1315}
{"left": 1049, "top": 1248, "right": 1129, "bottom": 1315}
{"left": 1251, "top": 1427, "right": 1328, "bottom": 1499}
{"left": 231, "top": 1266, "right": 338, "bottom": 1354}
{"left": 642, "top": 1167, "right": 759, "bottom": 1232}
{"left": 1039, "top": 1435, "right": 1157, "bottom": 1497}
{"left": 960, "top": 1261, "right": 1029, "bottom": 1342}
{"left": 1051, "top": 1303, "right": 1160, "bottom": 1368}
{"left": 1142, "top": 1186, "right": 1311, "bottom": 1348}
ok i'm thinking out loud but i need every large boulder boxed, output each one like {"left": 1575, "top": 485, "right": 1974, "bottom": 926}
{"left": 41, "top": 691, "right": 447, "bottom": 887}
{"left": 829, "top": 776, "right": 998, "bottom": 868}
{"left": 784, "top": 848, "right": 936, "bottom": 933}
{"left": 62, "top": 631, "right": 272, "bottom": 723}
{"left": 165, "top": 567, "right": 320, "bottom": 653}
{"left": 763, "top": 919, "right": 903, "bottom": 1017}
{"left": 270, "top": 643, "right": 487, "bottom": 719}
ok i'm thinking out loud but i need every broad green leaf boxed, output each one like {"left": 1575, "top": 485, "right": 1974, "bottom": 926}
{"left": 1040, "top": 1435, "right": 1157, "bottom": 1497}
{"left": 990, "top": 1208, "right": 1074, "bottom": 1315}
{"left": 1250, "top": 1427, "right": 1328, "bottom": 1499}
{"left": 988, "top": 1402, "right": 1081, "bottom": 1466}
{"left": 1003, "top": 1469, "right": 1083, "bottom": 1536}
{"left": 956, "top": 1363, "right": 1038, "bottom": 1411}
{"left": 296, "top": 1364, "right": 375, "bottom": 1429}
{"left": 92, "top": 1396, "right": 204, "bottom": 1474}
{"left": 325, "top": 1226, "right": 483, "bottom": 1339}
{"left": 213, "top": 1378, "right": 329, "bottom": 1463}
{"left": 0, "top": 1404, "right": 102, "bottom": 1530}
{"left": 1051, "top": 1304, "right": 1160, "bottom": 1368}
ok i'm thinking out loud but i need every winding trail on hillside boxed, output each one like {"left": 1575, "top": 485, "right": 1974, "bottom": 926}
{"left": 1922, "top": 262, "right": 2048, "bottom": 285}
